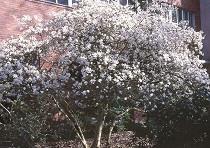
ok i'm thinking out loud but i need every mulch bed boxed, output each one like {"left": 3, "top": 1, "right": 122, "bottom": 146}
{"left": 35, "top": 131, "right": 152, "bottom": 148}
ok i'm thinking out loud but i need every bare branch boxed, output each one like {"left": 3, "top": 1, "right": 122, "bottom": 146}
{"left": 0, "top": 102, "right": 11, "bottom": 117}
{"left": 51, "top": 95, "right": 89, "bottom": 148}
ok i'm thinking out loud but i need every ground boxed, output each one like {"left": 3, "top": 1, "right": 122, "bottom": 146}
{"left": 35, "top": 131, "right": 152, "bottom": 148}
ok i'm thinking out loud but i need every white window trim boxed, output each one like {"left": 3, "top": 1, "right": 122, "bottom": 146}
{"left": 68, "top": 0, "right": 73, "bottom": 7}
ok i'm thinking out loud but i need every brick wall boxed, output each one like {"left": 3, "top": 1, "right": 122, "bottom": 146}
{"left": 0, "top": 0, "right": 69, "bottom": 40}
{"left": 166, "top": 0, "right": 200, "bottom": 11}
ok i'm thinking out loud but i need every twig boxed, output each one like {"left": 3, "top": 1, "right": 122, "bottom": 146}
{"left": 0, "top": 102, "right": 11, "bottom": 117}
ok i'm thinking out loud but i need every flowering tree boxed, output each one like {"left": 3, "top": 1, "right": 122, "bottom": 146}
{"left": 0, "top": 1, "right": 210, "bottom": 148}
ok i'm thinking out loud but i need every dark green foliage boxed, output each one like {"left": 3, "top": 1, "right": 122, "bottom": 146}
{"left": 129, "top": 97, "right": 210, "bottom": 148}
{"left": 0, "top": 96, "right": 76, "bottom": 147}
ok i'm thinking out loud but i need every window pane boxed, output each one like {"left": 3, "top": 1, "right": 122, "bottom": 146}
{"left": 120, "top": 0, "right": 127, "bottom": 6}
{"left": 47, "top": 0, "right": 56, "bottom": 2}
{"left": 183, "top": 10, "right": 189, "bottom": 20}
{"left": 189, "top": 13, "right": 193, "bottom": 26}
{"left": 192, "top": 14, "right": 195, "bottom": 28}
{"left": 172, "top": 8, "right": 177, "bottom": 23}
{"left": 189, "top": 13, "right": 195, "bottom": 28}
{"left": 58, "top": 0, "right": 68, "bottom": 5}
{"left": 178, "top": 8, "right": 182, "bottom": 22}
{"left": 72, "top": 0, "right": 82, "bottom": 4}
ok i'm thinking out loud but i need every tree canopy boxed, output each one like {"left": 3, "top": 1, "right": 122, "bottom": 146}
{"left": 0, "top": 1, "right": 209, "bottom": 148}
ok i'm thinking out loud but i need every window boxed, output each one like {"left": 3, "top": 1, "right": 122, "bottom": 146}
{"left": 58, "top": 0, "right": 68, "bottom": 5}
{"left": 46, "top": 0, "right": 81, "bottom": 7}
{"left": 119, "top": 0, "right": 152, "bottom": 7}
{"left": 46, "top": 0, "right": 68, "bottom": 5}
{"left": 47, "top": 0, "right": 56, "bottom": 2}
{"left": 110, "top": 0, "right": 134, "bottom": 6}
{"left": 160, "top": 2, "right": 195, "bottom": 28}
{"left": 119, "top": 0, "right": 129, "bottom": 6}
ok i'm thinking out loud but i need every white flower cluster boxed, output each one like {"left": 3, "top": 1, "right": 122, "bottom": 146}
{"left": 0, "top": 1, "right": 209, "bottom": 111}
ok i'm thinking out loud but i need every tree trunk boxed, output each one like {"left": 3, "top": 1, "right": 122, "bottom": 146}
{"left": 80, "top": 139, "right": 89, "bottom": 148}
{"left": 91, "top": 110, "right": 106, "bottom": 148}
{"left": 106, "top": 120, "right": 116, "bottom": 147}
{"left": 61, "top": 104, "right": 89, "bottom": 148}
{"left": 106, "top": 108, "right": 133, "bottom": 147}
{"left": 52, "top": 96, "right": 89, "bottom": 148}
